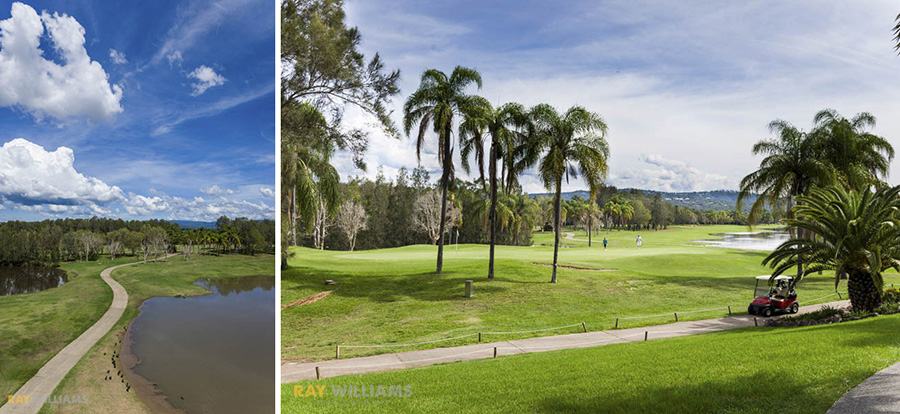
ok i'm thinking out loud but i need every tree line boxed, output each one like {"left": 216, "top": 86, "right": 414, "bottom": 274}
{"left": 0, "top": 216, "right": 275, "bottom": 267}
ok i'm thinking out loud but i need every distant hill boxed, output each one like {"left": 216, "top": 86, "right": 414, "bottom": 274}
{"left": 529, "top": 189, "right": 757, "bottom": 212}
{"left": 170, "top": 220, "right": 217, "bottom": 229}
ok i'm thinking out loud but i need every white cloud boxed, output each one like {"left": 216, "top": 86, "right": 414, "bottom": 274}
{"left": 0, "top": 3, "right": 123, "bottom": 121}
{"left": 109, "top": 48, "right": 127, "bottom": 64}
{"left": 199, "top": 184, "right": 234, "bottom": 196}
{"left": 188, "top": 65, "right": 226, "bottom": 96}
{"left": 0, "top": 138, "right": 125, "bottom": 207}
{"left": 166, "top": 50, "right": 183, "bottom": 67}
{"left": 259, "top": 186, "right": 274, "bottom": 198}
{"left": 122, "top": 194, "right": 169, "bottom": 216}
{"left": 611, "top": 154, "right": 734, "bottom": 192}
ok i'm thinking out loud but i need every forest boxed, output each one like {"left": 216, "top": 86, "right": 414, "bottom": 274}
{"left": 0, "top": 216, "right": 276, "bottom": 266}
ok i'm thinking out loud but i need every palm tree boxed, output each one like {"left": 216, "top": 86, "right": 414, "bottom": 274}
{"left": 894, "top": 13, "right": 900, "bottom": 52}
{"left": 403, "top": 66, "right": 483, "bottom": 274}
{"left": 461, "top": 100, "right": 529, "bottom": 279}
{"left": 763, "top": 185, "right": 900, "bottom": 312}
{"left": 603, "top": 195, "right": 633, "bottom": 230}
{"left": 282, "top": 102, "right": 341, "bottom": 266}
{"left": 531, "top": 104, "right": 610, "bottom": 283}
{"left": 737, "top": 119, "right": 831, "bottom": 226}
{"left": 585, "top": 187, "right": 601, "bottom": 247}
{"left": 809, "top": 109, "right": 894, "bottom": 191}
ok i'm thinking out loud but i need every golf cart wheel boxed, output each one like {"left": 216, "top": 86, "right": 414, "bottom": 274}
{"left": 763, "top": 307, "right": 773, "bottom": 317}
{"left": 791, "top": 302, "right": 799, "bottom": 314}
{"left": 747, "top": 306, "right": 754, "bottom": 315}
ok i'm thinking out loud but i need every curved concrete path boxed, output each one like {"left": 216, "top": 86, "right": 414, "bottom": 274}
{"left": 282, "top": 299, "right": 848, "bottom": 383}
{"left": 1, "top": 256, "right": 171, "bottom": 414}
{"left": 827, "top": 361, "right": 900, "bottom": 413}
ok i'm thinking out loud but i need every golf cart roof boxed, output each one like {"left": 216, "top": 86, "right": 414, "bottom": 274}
{"left": 755, "top": 275, "right": 792, "bottom": 281}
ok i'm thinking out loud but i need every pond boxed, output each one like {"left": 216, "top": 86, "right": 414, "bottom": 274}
{"left": 0, "top": 266, "right": 68, "bottom": 296}
{"left": 696, "top": 230, "right": 790, "bottom": 251}
{"left": 124, "top": 275, "right": 275, "bottom": 414}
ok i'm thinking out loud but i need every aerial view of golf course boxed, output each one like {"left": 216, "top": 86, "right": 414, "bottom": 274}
{"left": 0, "top": 0, "right": 277, "bottom": 413}
{"left": 282, "top": 1, "right": 900, "bottom": 413}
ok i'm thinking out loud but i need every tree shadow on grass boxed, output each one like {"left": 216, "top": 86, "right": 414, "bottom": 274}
{"left": 283, "top": 266, "right": 510, "bottom": 303}
{"left": 534, "top": 369, "right": 859, "bottom": 414}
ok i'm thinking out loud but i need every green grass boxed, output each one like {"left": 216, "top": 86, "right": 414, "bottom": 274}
{"left": 43, "top": 253, "right": 275, "bottom": 414}
{"left": 0, "top": 257, "right": 136, "bottom": 399}
{"left": 282, "top": 225, "right": 900, "bottom": 362}
{"left": 282, "top": 314, "right": 900, "bottom": 413}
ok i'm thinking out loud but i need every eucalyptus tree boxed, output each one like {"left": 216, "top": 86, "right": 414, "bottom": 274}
{"left": 460, "top": 99, "right": 529, "bottom": 279}
{"left": 281, "top": 0, "right": 399, "bottom": 267}
{"left": 403, "top": 66, "right": 483, "bottom": 274}
{"left": 809, "top": 109, "right": 894, "bottom": 190}
{"left": 531, "top": 104, "right": 610, "bottom": 283}
{"left": 764, "top": 185, "right": 900, "bottom": 312}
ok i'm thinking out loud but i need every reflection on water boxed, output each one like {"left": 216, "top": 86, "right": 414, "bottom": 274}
{"left": 128, "top": 275, "right": 275, "bottom": 414}
{"left": 697, "top": 230, "right": 790, "bottom": 251}
{"left": 0, "top": 267, "right": 68, "bottom": 296}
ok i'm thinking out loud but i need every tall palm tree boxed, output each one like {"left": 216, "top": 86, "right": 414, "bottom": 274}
{"left": 809, "top": 109, "right": 894, "bottom": 191}
{"left": 403, "top": 66, "right": 483, "bottom": 274}
{"left": 764, "top": 185, "right": 900, "bottom": 312}
{"left": 461, "top": 100, "right": 529, "bottom": 279}
{"left": 737, "top": 119, "right": 831, "bottom": 226}
{"left": 531, "top": 104, "right": 610, "bottom": 283}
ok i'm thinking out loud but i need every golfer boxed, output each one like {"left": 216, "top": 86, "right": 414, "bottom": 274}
{"left": 602, "top": 237, "right": 608, "bottom": 250}
{"left": 636, "top": 235, "right": 642, "bottom": 248}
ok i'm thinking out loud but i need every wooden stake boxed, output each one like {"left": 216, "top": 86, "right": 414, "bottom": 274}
{"left": 615, "top": 318, "right": 619, "bottom": 329}
{"left": 315, "top": 366, "right": 320, "bottom": 380}
{"left": 837, "top": 292, "right": 842, "bottom": 300}
{"left": 478, "top": 332, "right": 482, "bottom": 343}
{"left": 728, "top": 306, "right": 732, "bottom": 316}
{"left": 493, "top": 347, "right": 498, "bottom": 358}
{"left": 335, "top": 345, "right": 340, "bottom": 359}
{"left": 581, "top": 321, "right": 587, "bottom": 332}
{"left": 644, "top": 331, "right": 648, "bottom": 341}
{"left": 674, "top": 312, "right": 678, "bottom": 322}
{"left": 754, "top": 317, "right": 758, "bottom": 327}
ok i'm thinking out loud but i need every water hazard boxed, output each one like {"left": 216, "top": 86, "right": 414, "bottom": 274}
{"left": 0, "top": 266, "right": 68, "bottom": 296}
{"left": 697, "top": 230, "right": 790, "bottom": 251}
{"left": 126, "top": 275, "right": 275, "bottom": 414}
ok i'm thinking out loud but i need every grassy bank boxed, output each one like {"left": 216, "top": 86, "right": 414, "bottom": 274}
{"left": 0, "top": 257, "right": 136, "bottom": 400}
{"left": 41, "top": 254, "right": 274, "bottom": 414}
{"left": 282, "top": 314, "right": 900, "bottom": 413}
{"left": 282, "top": 225, "right": 900, "bottom": 362}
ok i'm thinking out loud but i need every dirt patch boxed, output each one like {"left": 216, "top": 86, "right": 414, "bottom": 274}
{"left": 532, "top": 262, "right": 617, "bottom": 272}
{"left": 281, "top": 290, "right": 333, "bottom": 310}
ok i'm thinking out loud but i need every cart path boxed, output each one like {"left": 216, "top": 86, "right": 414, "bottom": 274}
{"left": 281, "top": 299, "right": 849, "bottom": 383}
{"left": 1, "top": 255, "right": 175, "bottom": 414}
{"left": 826, "top": 361, "right": 900, "bottom": 414}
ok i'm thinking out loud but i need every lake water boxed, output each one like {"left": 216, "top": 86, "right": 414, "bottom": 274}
{"left": 125, "top": 275, "right": 275, "bottom": 414}
{"left": 697, "top": 230, "right": 790, "bottom": 251}
{"left": 0, "top": 266, "right": 68, "bottom": 296}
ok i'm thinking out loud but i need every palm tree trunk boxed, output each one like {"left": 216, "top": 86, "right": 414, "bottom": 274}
{"left": 588, "top": 215, "right": 592, "bottom": 247}
{"left": 436, "top": 135, "right": 451, "bottom": 274}
{"left": 848, "top": 270, "right": 882, "bottom": 311}
{"left": 290, "top": 186, "right": 297, "bottom": 246}
{"left": 551, "top": 179, "right": 562, "bottom": 284}
{"left": 488, "top": 143, "right": 498, "bottom": 280}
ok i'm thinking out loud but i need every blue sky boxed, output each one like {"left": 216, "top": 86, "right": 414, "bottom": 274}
{"left": 0, "top": 0, "right": 274, "bottom": 221}
{"left": 337, "top": 0, "right": 900, "bottom": 194}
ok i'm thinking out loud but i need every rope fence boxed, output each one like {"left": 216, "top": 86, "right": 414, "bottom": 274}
{"left": 332, "top": 291, "right": 847, "bottom": 358}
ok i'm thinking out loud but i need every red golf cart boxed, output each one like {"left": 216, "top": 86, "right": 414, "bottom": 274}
{"left": 747, "top": 275, "right": 798, "bottom": 317}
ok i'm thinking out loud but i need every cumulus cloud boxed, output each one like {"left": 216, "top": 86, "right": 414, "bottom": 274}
{"left": 0, "top": 138, "right": 125, "bottom": 207}
{"left": 611, "top": 154, "right": 734, "bottom": 192}
{"left": 124, "top": 191, "right": 273, "bottom": 221}
{"left": 0, "top": 3, "right": 123, "bottom": 121}
{"left": 109, "top": 48, "right": 127, "bottom": 64}
{"left": 199, "top": 184, "right": 234, "bottom": 196}
{"left": 259, "top": 186, "right": 275, "bottom": 198}
{"left": 188, "top": 65, "right": 226, "bottom": 96}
